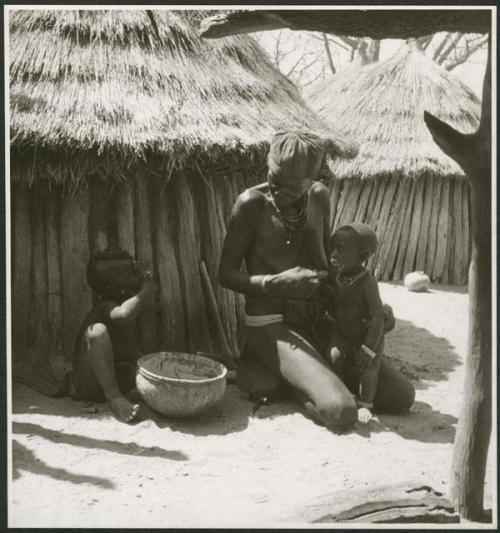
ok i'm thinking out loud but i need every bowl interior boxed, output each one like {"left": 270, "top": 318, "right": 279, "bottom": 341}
{"left": 139, "top": 352, "right": 225, "bottom": 382}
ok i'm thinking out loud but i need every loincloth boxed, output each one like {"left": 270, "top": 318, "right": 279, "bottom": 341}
{"left": 244, "top": 313, "right": 283, "bottom": 327}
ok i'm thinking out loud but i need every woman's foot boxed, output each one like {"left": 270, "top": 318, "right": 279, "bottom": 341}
{"left": 106, "top": 393, "right": 140, "bottom": 423}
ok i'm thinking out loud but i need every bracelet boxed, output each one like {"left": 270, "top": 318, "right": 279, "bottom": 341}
{"left": 261, "top": 275, "right": 271, "bottom": 294}
{"left": 357, "top": 400, "right": 374, "bottom": 409}
{"left": 361, "top": 344, "right": 377, "bottom": 359}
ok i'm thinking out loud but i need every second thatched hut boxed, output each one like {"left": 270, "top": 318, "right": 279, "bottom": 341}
{"left": 306, "top": 45, "right": 480, "bottom": 284}
{"left": 10, "top": 9, "right": 356, "bottom": 381}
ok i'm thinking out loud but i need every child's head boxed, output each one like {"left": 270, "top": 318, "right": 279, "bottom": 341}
{"left": 87, "top": 248, "right": 142, "bottom": 302}
{"left": 330, "top": 223, "right": 377, "bottom": 273}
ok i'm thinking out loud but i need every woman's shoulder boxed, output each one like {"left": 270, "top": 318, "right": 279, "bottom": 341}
{"left": 234, "top": 185, "right": 268, "bottom": 211}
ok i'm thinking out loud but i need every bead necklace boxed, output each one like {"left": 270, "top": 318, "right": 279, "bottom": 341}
{"left": 269, "top": 191, "right": 308, "bottom": 246}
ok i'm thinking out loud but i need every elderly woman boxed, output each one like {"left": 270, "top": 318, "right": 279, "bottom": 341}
{"left": 219, "top": 131, "right": 414, "bottom": 431}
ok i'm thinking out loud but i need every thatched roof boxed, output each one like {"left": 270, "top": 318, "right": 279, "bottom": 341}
{"left": 9, "top": 9, "right": 357, "bottom": 183}
{"left": 305, "top": 46, "right": 481, "bottom": 179}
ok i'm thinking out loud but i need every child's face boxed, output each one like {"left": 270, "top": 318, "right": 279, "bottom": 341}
{"left": 330, "top": 230, "right": 363, "bottom": 273}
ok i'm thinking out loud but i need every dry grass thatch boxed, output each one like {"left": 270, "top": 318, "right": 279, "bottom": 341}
{"left": 305, "top": 46, "right": 481, "bottom": 179}
{"left": 9, "top": 9, "right": 357, "bottom": 183}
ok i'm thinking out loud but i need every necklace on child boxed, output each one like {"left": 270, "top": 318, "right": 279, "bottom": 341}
{"left": 269, "top": 191, "right": 308, "bottom": 246}
{"left": 336, "top": 268, "right": 368, "bottom": 291}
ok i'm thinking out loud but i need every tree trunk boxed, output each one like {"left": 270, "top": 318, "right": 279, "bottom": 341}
{"left": 424, "top": 39, "right": 491, "bottom": 521}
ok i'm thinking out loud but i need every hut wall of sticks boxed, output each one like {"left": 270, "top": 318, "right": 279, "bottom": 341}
{"left": 10, "top": 9, "right": 356, "bottom": 380}
{"left": 306, "top": 46, "right": 480, "bottom": 284}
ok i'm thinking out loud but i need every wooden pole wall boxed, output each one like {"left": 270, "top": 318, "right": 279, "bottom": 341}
{"left": 13, "top": 168, "right": 471, "bottom": 374}
{"left": 45, "top": 191, "right": 65, "bottom": 377}
{"left": 152, "top": 182, "right": 186, "bottom": 351}
{"left": 170, "top": 176, "right": 212, "bottom": 353}
{"left": 60, "top": 189, "right": 92, "bottom": 361}
{"left": 330, "top": 174, "right": 470, "bottom": 285}
{"left": 31, "top": 188, "right": 49, "bottom": 369}
{"left": 134, "top": 180, "right": 159, "bottom": 354}
{"left": 12, "top": 184, "right": 32, "bottom": 367}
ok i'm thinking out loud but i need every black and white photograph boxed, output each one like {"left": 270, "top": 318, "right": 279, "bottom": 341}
{"left": 5, "top": 4, "right": 497, "bottom": 528}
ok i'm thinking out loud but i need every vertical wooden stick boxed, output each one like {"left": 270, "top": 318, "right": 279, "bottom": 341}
{"left": 116, "top": 180, "right": 136, "bottom": 257}
{"left": 12, "top": 184, "right": 32, "bottom": 366}
{"left": 135, "top": 180, "right": 159, "bottom": 354}
{"left": 60, "top": 188, "right": 92, "bottom": 361}
{"left": 45, "top": 191, "right": 65, "bottom": 377}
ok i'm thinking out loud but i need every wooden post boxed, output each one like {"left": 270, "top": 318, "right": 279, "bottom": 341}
{"left": 191, "top": 173, "right": 239, "bottom": 354}
{"left": 415, "top": 174, "right": 434, "bottom": 274}
{"left": 89, "top": 179, "right": 113, "bottom": 254}
{"left": 368, "top": 177, "right": 398, "bottom": 278}
{"left": 353, "top": 179, "right": 373, "bottom": 224}
{"left": 459, "top": 181, "right": 471, "bottom": 284}
{"left": 60, "top": 188, "right": 92, "bottom": 361}
{"left": 45, "top": 191, "right": 65, "bottom": 377}
{"left": 152, "top": 181, "right": 185, "bottom": 351}
{"left": 170, "top": 176, "right": 212, "bottom": 353}
{"left": 432, "top": 177, "right": 450, "bottom": 282}
{"left": 402, "top": 178, "right": 426, "bottom": 277}
{"left": 31, "top": 187, "right": 49, "bottom": 369}
{"left": 392, "top": 179, "right": 416, "bottom": 281}
{"left": 426, "top": 178, "right": 442, "bottom": 280}
{"left": 116, "top": 180, "right": 136, "bottom": 257}
{"left": 329, "top": 178, "right": 343, "bottom": 231}
{"left": 424, "top": 39, "right": 491, "bottom": 520}
{"left": 134, "top": 180, "right": 159, "bottom": 354}
{"left": 12, "top": 184, "right": 32, "bottom": 366}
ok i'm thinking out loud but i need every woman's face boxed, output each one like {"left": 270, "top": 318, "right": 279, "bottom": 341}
{"left": 268, "top": 174, "right": 312, "bottom": 207}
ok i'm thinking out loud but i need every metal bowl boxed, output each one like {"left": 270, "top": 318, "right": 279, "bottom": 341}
{"left": 136, "top": 352, "right": 227, "bottom": 417}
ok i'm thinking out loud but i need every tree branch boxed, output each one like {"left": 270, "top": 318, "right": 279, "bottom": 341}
{"left": 436, "top": 32, "right": 463, "bottom": 65}
{"left": 322, "top": 33, "right": 336, "bottom": 74}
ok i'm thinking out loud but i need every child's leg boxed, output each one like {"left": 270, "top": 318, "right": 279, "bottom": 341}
{"left": 73, "top": 323, "right": 139, "bottom": 422}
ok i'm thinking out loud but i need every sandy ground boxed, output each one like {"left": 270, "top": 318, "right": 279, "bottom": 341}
{"left": 9, "top": 283, "right": 495, "bottom": 527}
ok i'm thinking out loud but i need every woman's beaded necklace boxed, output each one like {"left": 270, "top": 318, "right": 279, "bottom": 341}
{"left": 269, "top": 190, "right": 309, "bottom": 246}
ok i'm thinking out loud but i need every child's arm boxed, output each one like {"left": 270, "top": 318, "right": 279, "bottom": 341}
{"left": 355, "top": 276, "right": 385, "bottom": 407}
{"left": 102, "top": 274, "right": 154, "bottom": 324}
{"left": 361, "top": 276, "right": 385, "bottom": 354}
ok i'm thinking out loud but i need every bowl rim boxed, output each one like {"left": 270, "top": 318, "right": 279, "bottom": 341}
{"left": 137, "top": 352, "right": 228, "bottom": 385}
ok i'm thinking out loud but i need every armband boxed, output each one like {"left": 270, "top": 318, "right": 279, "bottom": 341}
{"left": 361, "top": 344, "right": 377, "bottom": 359}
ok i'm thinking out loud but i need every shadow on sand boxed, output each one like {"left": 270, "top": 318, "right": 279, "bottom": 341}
{"left": 12, "top": 439, "right": 115, "bottom": 489}
{"left": 13, "top": 420, "right": 188, "bottom": 460}
{"left": 385, "top": 318, "right": 462, "bottom": 390}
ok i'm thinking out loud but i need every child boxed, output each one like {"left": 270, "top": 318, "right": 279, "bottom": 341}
{"left": 68, "top": 248, "right": 154, "bottom": 423}
{"left": 324, "top": 223, "right": 385, "bottom": 423}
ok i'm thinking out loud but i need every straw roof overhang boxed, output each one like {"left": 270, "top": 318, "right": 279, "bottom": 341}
{"left": 9, "top": 9, "right": 357, "bottom": 183}
{"left": 306, "top": 47, "right": 481, "bottom": 180}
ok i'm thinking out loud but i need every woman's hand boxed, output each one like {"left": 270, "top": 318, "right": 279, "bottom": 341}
{"left": 265, "top": 266, "right": 328, "bottom": 300}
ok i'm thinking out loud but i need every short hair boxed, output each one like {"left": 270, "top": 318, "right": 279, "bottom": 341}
{"left": 87, "top": 248, "right": 134, "bottom": 296}
{"left": 267, "top": 130, "right": 326, "bottom": 182}
{"left": 333, "top": 223, "right": 378, "bottom": 258}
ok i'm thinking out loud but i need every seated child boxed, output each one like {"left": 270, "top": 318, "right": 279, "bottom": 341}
{"left": 68, "top": 248, "right": 154, "bottom": 423}
{"left": 324, "top": 223, "right": 385, "bottom": 424}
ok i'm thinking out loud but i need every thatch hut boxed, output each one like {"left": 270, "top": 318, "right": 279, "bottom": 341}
{"left": 10, "top": 9, "right": 356, "bottom": 381}
{"left": 306, "top": 45, "right": 480, "bottom": 284}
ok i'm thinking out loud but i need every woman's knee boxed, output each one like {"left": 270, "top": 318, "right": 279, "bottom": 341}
{"left": 317, "top": 395, "right": 357, "bottom": 431}
{"left": 85, "top": 323, "right": 110, "bottom": 348}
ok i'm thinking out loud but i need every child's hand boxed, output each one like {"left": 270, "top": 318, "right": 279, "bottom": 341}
{"left": 136, "top": 262, "right": 153, "bottom": 282}
{"left": 357, "top": 407, "right": 373, "bottom": 424}
{"left": 354, "top": 347, "right": 374, "bottom": 374}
